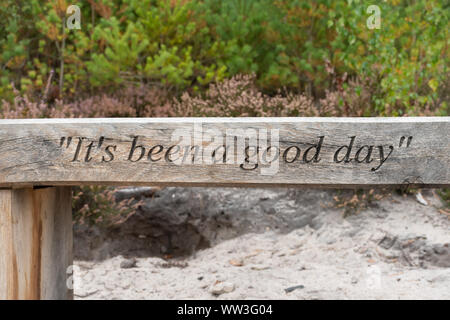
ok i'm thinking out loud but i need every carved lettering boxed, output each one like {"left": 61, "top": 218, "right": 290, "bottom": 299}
{"left": 57, "top": 133, "right": 415, "bottom": 174}
{"left": 303, "top": 136, "right": 324, "bottom": 163}
{"left": 128, "top": 136, "right": 145, "bottom": 162}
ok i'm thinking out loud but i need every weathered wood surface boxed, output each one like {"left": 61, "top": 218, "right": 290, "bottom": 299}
{"left": 0, "top": 187, "right": 72, "bottom": 300}
{"left": 0, "top": 117, "right": 448, "bottom": 187}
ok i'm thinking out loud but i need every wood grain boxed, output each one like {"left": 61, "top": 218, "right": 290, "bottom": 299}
{"left": 0, "top": 117, "right": 448, "bottom": 187}
{"left": 0, "top": 187, "right": 72, "bottom": 300}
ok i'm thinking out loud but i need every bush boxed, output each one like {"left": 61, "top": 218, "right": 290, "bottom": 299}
{"left": 86, "top": 0, "right": 227, "bottom": 92}
{"left": 1, "top": 0, "right": 448, "bottom": 116}
{"left": 73, "top": 186, "right": 142, "bottom": 227}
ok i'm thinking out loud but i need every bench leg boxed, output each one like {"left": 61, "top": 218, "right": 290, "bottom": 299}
{"left": 0, "top": 187, "right": 73, "bottom": 300}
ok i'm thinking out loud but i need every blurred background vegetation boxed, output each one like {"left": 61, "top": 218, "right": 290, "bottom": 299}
{"left": 1, "top": 0, "right": 448, "bottom": 116}
{"left": 0, "top": 0, "right": 448, "bottom": 222}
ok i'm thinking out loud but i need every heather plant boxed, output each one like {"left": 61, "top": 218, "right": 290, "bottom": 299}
{"left": 174, "top": 74, "right": 343, "bottom": 117}
{"left": 175, "top": 74, "right": 314, "bottom": 117}
{"left": 73, "top": 186, "right": 142, "bottom": 227}
{"left": 52, "top": 86, "right": 174, "bottom": 118}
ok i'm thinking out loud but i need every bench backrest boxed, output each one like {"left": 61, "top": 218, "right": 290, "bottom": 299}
{"left": 0, "top": 117, "right": 448, "bottom": 188}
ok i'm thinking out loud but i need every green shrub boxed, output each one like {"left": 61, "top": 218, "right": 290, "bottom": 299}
{"left": 1, "top": 0, "right": 448, "bottom": 116}
{"left": 198, "top": 0, "right": 296, "bottom": 90}
{"left": 86, "top": 0, "right": 227, "bottom": 92}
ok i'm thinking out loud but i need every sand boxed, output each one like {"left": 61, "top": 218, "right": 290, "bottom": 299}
{"left": 73, "top": 190, "right": 449, "bottom": 300}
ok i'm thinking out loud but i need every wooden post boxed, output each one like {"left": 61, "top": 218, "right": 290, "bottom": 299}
{"left": 0, "top": 187, "right": 73, "bottom": 300}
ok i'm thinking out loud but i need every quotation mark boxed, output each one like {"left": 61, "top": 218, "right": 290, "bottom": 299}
{"left": 399, "top": 136, "right": 413, "bottom": 148}
{"left": 60, "top": 136, "right": 72, "bottom": 148}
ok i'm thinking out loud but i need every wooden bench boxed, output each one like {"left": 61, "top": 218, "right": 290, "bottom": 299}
{"left": 0, "top": 117, "right": 449, "bottom": 299}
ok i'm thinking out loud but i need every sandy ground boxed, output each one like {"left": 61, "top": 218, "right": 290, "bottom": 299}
{"left": 73, "top": 191, "right": 449, "bottom": 300}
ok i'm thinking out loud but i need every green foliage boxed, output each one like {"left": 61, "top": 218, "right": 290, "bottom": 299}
{"left": 86, "top": 0, "right": 227, "bottom": 91}
{"left": 199, "top": 0, "right": 297, "bottom": 89}
{"left": 0, "top": 0, "right": 92, "bottom": 98}
{"left": 0, "top": 0, "right": 448, "bottom": 116}
{"left": 327, "top": 0, "right": 449, "bottom": 116}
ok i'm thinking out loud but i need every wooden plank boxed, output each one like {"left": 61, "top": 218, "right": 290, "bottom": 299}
{"left": 0, "top": 187, "right": 72, "bottom": 300}
{"left": 0, "top": 117, "right": 448, "bottom": 187}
